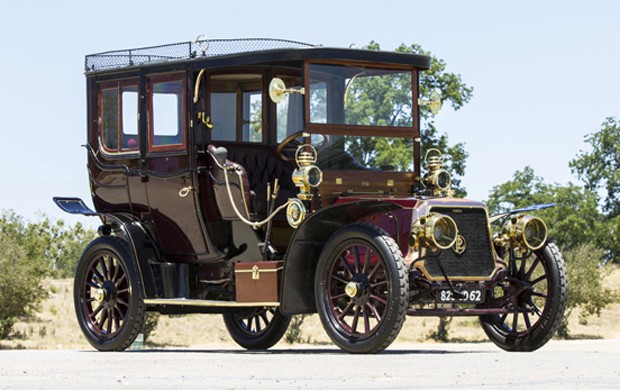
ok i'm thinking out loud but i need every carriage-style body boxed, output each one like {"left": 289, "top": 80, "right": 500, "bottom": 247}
{"left": 55, "top": 38, "right": 567, "bottom": 353}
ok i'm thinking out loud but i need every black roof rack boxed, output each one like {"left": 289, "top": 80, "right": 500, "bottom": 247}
{"left": 85, "top": 38, "right": 316, "bottom": 72}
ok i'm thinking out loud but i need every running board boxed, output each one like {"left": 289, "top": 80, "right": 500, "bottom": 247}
{"left": 143, "top": 298, "right": 280, "bottom": 308}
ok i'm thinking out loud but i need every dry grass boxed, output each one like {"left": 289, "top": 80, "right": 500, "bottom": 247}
{"left": 2, "top": 265, "right": 618, "bottom": 350}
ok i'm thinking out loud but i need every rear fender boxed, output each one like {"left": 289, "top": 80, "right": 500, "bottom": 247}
{"left": 54, "top": 197, "right": 162, "bottom": 299}
{"left": 103, "top": 214, "right": 163, "bottom": 299}
{"left": 280, "top": 200, "right": 401, "bottom": 315}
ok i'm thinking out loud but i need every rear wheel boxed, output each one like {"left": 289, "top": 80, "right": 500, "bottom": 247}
{"left": 223, "top": 307, "right": 291, "bottom": 350}
{"left": 74, "top": 236, "right": 145, "bottom": 351}
{"left": 315, "top": 224, "right": 408, "bottom": 354}
{"left": 480, "top": 242, "right": 568, "bottom": 351}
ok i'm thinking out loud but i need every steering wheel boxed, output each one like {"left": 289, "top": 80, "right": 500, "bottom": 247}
{"left": 276, "top": 131, "right": 305, "bottom": 162}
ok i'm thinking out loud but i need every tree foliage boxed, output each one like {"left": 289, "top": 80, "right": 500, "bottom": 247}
{"left": 558, "top": 244, "right": 614, "bottom": 338}
{"left": 570, "top": 117, "right": 620, "bottom": 262}
{"left": 0, "top": 211, "right": 97, "bottom": 278}
{"left": 0, "top": 210, "right": 96, "bottom": 338}
{"left": 570, "top": 117, "right": 620, "bottom": 218}
{"left": 0, "top": 236, "right": 48, "bottom": 339}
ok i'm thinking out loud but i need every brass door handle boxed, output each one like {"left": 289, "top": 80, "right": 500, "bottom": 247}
{"left": 197, "top": 112, "right": 213, "bottom": 129}
{"left": 179, "top": 186, "right": 194, "bottom": 198}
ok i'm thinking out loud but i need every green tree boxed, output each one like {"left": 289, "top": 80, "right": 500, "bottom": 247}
{"left": 570, "top": 117, "right": 620, "bottom": 218}
{"left": 486, "top": 167, "right": 550, "bottom": 214}
{"left": 559, "top": 244, "right": 614, "bottom": 338}
{"left": 0, "top": 211, "right": 96, "bottom": 338}
{"left": 0, "top": 236, "right": 49, "bottom": 339}
{"left": 570, "top": 117, "right": 620, "bottom": 262}
{"left": 50, "top": 221, "right": 97, "bottom": 278}
{"left": 0, "top": 211, "right": 96, "bottom": 278}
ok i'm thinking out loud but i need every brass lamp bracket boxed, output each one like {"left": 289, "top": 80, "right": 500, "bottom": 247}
{"left": 418, "top": 89, "right": 442, "bottom": 116}
{"left": 269, "top": 77, "right": 305, "bottom": 104}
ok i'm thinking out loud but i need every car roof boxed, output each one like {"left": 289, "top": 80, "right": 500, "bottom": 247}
{"left": 85, "top": 38, "right": 431, "bottom": 75}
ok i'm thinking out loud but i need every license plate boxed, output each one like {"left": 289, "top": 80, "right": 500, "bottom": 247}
{"left": 436, "top": 289, "right": 485, "bottom": 303}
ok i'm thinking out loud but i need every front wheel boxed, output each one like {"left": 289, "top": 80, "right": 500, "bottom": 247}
{"left": 74, "top": 236, "right": 146, "bottom": 351}
{"left": 315, "top": 224, "right": 408, "bottom": 354}
{"left": 223, "top": 307, "right": 291, "bottom": 350}
{"left": 480, "top": 242, "right": 568, "bottom": 351}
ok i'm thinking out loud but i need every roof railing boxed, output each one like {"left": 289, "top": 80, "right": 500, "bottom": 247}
{"left": 84, "top": 38, "right": 315, "bottom": 72}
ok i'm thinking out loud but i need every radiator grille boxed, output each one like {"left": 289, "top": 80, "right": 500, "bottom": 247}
{"left": 424, "top": 207, "right": 496, "bottom": 279}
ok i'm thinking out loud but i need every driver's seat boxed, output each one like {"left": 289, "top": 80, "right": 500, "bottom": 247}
{"left": 209, "top": 142, "right": 297, "bottom": 218}
{"left": 207, "top": 145, "right": 255, "bottom": 221}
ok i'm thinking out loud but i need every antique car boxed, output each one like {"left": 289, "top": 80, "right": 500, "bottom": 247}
{"left": 54, "top": 38, "right": 567, "bottom": 354}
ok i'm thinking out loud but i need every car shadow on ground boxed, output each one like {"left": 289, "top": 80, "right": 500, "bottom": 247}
{"left": 103, "top": 347, "right": 492, "bottom": 355}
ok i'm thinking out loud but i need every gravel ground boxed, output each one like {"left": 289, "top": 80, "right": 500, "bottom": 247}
{"left": 0, "top": 339, "right": 618, "bottom": 389}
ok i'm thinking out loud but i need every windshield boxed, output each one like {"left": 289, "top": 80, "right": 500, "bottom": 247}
{"left": 308, "top": 63, "right": 413, "bottom": 127}
{"left": 314, "top": 135, "right": 413, "bottom": 172}
{"left": 306, "top": 63, "right": 416, "bottom": 172}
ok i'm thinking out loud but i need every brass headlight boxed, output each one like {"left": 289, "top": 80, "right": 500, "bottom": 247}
{"left": 411, "top": 213, "right": 458, "bottom": 251}
{"left": 422, "top": 149, "right": 452, "bottom": 196}
{"left": 503, "top": 215, "right": 547, "bottom": 251}
{"left": 292, "top": 165, "right": 323, "bottom": 188}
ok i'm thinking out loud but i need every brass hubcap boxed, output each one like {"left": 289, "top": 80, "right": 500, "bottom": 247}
{"left": 345, "top": 282, "right": 359, "bottom": 298}
{"left": 94, "top": 288, "right": 107, "bottom": 302}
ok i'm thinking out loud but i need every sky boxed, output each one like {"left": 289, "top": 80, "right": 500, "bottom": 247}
{"left": 1, "top": 0, "right": 618, "bottom": 228}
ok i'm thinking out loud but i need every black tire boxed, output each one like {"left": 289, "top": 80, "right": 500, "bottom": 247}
{"left": 223, "top": 307, "right": 291, "bottom": 350}
{"left": 74, "top": 236, "right": 146, "bottom": 351}
{"left": 314, "top": 223, "right": 408, "bottom": 354}
{"left": 480, "top": 242, "right": 568, "bottom": 351}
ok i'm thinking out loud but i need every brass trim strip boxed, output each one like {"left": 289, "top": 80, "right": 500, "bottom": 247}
{"left": 235, "top": 267, "right": 283, "bottom": 273}
{"left": 143, "top": 298, "right": 280, "bottom": 307}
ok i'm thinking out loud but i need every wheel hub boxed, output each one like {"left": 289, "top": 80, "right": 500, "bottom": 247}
{"left": 93, "top": 288, "right": 108, "bottom": 302}
{"left": 347, "top": 274, "right": 371, "bottom": 306}
{"left": 96, "top": 281, "right": 118, "bottom": 311}
{"left": 345, "top": 282, "right": 360, "bottom": 298}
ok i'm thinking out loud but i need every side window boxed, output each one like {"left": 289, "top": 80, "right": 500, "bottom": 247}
{"left": 210, "top": 74, "right": 263, "bottom": 143}
{"left": 99, "top": 82, "right": 139, "bottom": 153}
{"left": 148, "top": 75, "right": 185, "bottom": 151}
{"left": 210, "top": 92, "right": 236, "bottom": 141}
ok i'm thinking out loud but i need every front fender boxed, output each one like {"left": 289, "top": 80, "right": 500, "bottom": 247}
{"left": 280, "top": 200, "right": 401, "bottom": 315}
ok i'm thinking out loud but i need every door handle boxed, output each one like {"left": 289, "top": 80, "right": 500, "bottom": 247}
{"left": 179, "top": 186, "right": 194, "bottom": 198}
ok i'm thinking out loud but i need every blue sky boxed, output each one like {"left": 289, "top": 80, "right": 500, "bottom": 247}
{"left": 1, "top": 0, "right": 618, "bottom": 228}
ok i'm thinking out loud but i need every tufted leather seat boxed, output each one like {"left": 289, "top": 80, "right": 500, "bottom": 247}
{"left": 210, "top": 143, "right": 297, "bottom": 217}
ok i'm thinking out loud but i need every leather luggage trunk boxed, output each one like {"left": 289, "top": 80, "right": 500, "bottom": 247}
{"left": 235, "top": 261, "right": 284, "bottom": 303}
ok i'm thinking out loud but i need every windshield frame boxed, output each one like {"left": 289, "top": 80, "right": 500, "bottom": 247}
{"left": 303, "top": 60, "right": 420, "bottom": 137}
{"left": 302, "top": 60, "right": 421, "bottom": 177}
